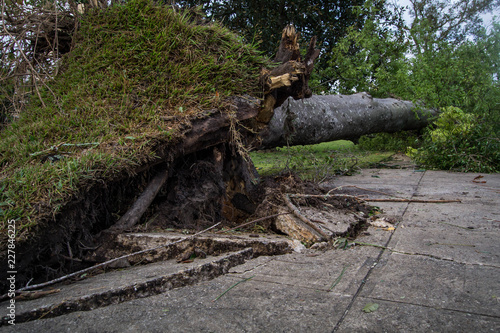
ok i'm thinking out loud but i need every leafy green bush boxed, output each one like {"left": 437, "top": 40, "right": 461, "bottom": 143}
{"left": 408, "top": 107, "right": 499, "bottom": 172}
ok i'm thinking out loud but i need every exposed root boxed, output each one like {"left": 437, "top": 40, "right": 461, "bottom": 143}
{"left": 2, "top": 223, "right": 221, "bottom": 295}
{"left": 283, "top": 194, "right": 330, "bottom": 241}
{"left": 107, "top": 167, "right": 169, "bottom": 233}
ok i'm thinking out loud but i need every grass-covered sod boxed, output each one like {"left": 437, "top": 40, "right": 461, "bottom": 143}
{"left": 0, "top": 0, "right": 269, "bottom": 244}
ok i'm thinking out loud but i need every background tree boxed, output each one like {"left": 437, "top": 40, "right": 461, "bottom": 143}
{"left": 328, "top": 0, "right": 500, "bottom": 171}
{"left": 406, "top": 0, "right": 499, "bottom": 54}
{"left": 177, "top": 0, "right": 392, "bottom": 85}
{"left": 325, "top": 0, "right": 407, "bottom": 95}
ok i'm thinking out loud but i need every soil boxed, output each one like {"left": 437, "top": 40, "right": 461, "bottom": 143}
{"left": 0, "top": 159, "right": 374, "bottom": 295}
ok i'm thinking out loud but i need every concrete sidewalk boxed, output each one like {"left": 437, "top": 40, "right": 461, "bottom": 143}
{"left": 2, "top": 169, "right": 499, "bottom": 332}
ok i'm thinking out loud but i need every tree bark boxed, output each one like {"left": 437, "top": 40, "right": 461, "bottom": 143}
{"left": 258, "top": 92, "right": 438, "bottom": 148}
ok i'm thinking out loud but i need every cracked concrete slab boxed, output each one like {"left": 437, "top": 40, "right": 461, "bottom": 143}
{"left": 228, "top": 247, "right": 382, "bottom": 295}
{"left": 390, "top": 226, "right": 500, "bottom": 265}
{"left": 6, "top": 276, "right": 353, "bottom": 333}
{"left": 331, "top": 168, "right": 425, "bottom": 186}
{"left": 336, "top": 296, "right": 500, "bottom": 333}
{"left": 360, "top": 254, "right": 500, "bottom": 317}
{"left": 87, "top": 232, "right": 295, "bottom": 265}
{"left": 402, "top": 202, "right": 499, "bottom": 230}
{"left": 1, "top": 169, "right": 499, "bottom": 332}
{"left": 1, "top": 249, "right": 253, "bottom": 325}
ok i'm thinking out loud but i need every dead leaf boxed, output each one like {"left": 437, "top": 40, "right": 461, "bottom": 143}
{"left": 362, "top": 302, "right": 379, "bottom": 313}
{"left": 370, "top": 217, "right": 393, "bottom": 229}
{"left": 473, "top": 175, "right": 486, "bottom": 183}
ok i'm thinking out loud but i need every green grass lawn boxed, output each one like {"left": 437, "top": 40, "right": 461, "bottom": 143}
{"left": 250, "top": 140, "right": 394, "bottom": 181}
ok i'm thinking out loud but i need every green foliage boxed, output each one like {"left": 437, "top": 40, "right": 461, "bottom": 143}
{"left": 402, "top": 25, "right": 500, "bottom": 172}
{"left": 408, "top": 107, "right": 499, "bottom": 172}
{"left": 0, "top": 0, "right": 269, "bottom": 238}
{"left": 329, "top": 0, "right": 499, "bottom": 172}
{"left": 406, "top": 0, "right": 497, "bottom": 54}
{"left": 429, "top": 107, "right": 476, "bottom": 143}
{"left": 326, "top": 0, "right": 407, "bottom": 95}
{"left": 358, "top": 132, "right": 420, "bottom": 152}
{"left": 179, "top": 0, "right": 391, "bottom": 85}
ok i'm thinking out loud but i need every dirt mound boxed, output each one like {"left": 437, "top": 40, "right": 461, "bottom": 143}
{"left": 0, "top": 0, "right": 268, "bottom": 293}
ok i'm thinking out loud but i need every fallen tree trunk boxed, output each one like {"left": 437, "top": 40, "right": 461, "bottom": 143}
{"left": 259, "top": 92, "right": 438, "bottom": 148}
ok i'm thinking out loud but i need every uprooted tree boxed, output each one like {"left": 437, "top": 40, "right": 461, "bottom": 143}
{"left": 0, "top": 0, "right": 434, "bottom": 291}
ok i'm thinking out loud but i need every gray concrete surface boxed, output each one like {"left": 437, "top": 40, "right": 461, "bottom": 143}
{"left": 2, "top": 169, "right": 499, "bottom": 332}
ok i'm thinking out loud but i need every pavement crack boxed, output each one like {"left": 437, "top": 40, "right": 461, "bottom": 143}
{"left": 351, "top": 242, "right": 500, "bottom": 268}
{"left": 225, "top": 275, "right": 334, "bottom": 292}
{"left": 227, "top": 257, "right": 275, "bottom": 274}
{"left": 331, "top": 170, "right": 427, "bottom": 333}
{"left": 366, "top": 296, "right": 500, "bottom": 319}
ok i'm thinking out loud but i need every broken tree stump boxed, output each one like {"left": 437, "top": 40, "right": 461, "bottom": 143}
{"left": 257, "top": 25, "right": 320, "bottom": 123}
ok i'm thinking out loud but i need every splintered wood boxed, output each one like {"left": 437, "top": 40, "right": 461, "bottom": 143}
{"left": 257, "top": 25, "right": 319, "bottom": 123}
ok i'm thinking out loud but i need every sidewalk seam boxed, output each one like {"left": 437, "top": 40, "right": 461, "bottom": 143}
{"left": 365, "top": 296, "right": 500, "bottom": 319}
{"left": 331, "top": 170, "right": 427, "bottom": 332}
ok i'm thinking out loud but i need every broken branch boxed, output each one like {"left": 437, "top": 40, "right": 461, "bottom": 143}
{"left": 256, "top": 25, "right": 319, "bottom": 123}
{"left": 216, "top": 213, "right": 291, "bottom": 234}
{"left": 326, "top": 185, "right": 396, "bottom": 198}
{"left": 284, "top": 194, "right": 329, "bottom": 241}
{"left": 366, "top": 198, "right": 461, "bottom": 203}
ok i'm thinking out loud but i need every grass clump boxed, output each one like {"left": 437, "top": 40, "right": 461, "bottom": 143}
{"left": 0, "top": 0, "right": 269, "bottom": 243}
